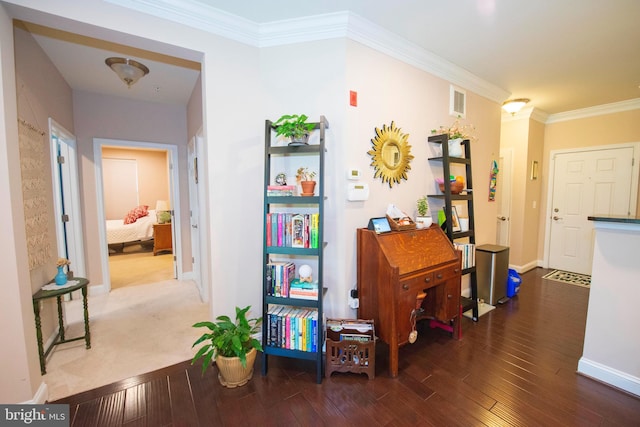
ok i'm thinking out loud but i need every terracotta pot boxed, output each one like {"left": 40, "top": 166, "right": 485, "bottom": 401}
{"left": 300, "top": 180, "right": 316, "bottom": 196}
{"left": 215, "top": 347, "right": 257, "bottom": 388}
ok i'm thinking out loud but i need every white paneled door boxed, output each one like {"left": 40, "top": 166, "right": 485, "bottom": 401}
{"left": 549, "top": 147, "right": 634, "bottom": 275}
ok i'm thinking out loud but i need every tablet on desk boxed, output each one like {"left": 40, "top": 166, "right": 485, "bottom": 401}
{"left": 368, "top": 217, "right": 391, "bottom": 234}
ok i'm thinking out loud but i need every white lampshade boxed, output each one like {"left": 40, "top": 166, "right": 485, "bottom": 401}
{"left": 155, "top": 200, "right": 169, "bottom": 211}
{"left": 105, "top": 57, "right": 149, "bottom": 88}
{"left": 502, "top": 98, "right": 530, "bottom": 115}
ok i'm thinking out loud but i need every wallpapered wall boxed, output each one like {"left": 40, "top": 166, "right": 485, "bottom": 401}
{"left": 18, "top": 119, "right": 51, "bottom": 270}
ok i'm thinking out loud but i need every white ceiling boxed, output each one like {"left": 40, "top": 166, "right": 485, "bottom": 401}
{"left": 19, "top": 0, "right": 640, "bottom": 114}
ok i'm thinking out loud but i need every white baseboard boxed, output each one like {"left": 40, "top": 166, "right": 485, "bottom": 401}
{"left": 578, "top": 357, "right": 640, "bottom": 397}
{"left": 21, "top": 381, "right": 48, "bottom": 404}
{"left": 89, "top": 283, "right": 108, "bottom": 295}
{"left": 508, "top": 260, "right": 540, "bottom": 274}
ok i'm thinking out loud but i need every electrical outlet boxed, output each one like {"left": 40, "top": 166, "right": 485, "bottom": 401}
{"left": 348, "top": 297, "right": 359, "bottom": 309}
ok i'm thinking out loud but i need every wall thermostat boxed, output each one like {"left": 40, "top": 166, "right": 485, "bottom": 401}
{"left": 347, "top": 183, "right": 369, "bottom": 201}
{"left": 347, "top": 168, "right": 361, "bottom": 180}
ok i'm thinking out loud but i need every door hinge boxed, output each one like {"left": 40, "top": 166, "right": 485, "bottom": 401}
{"left": 61, "top": 214, "right": 69, "bottom": 222}
{"left": 57, "top": 155, "right": 65, "bottom": 164}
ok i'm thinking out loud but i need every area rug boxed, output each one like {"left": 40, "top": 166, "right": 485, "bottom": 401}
{"left": 542, "top": 270, "right": 591, "bottom": 288}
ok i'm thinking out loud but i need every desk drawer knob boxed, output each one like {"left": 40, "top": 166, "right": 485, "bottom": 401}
{"left": 402, "top": 284, "right": 409, "bottom": 290}
{"left": 447, "top": 294, "right": 453, "bottom": 299}
{"left": 436, "top": 273, "right": 443, "bottom": 279}
{"left": 424, "top": 277, "right": 431, "bottom": 283}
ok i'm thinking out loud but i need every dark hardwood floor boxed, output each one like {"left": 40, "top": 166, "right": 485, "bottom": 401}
{"left": 52, "top": 268, "right": 640, "bottom": 426}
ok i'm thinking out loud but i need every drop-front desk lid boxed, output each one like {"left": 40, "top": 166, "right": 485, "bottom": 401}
{"left": 364, "top": 225, "right": 457, "bottom": 276}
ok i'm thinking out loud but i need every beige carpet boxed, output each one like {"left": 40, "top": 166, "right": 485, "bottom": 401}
{"left": 108, "top": 244, "right": 174, "bottom": 289}
{"left": 43, "top": 279, "right": 209, "bottom": 401}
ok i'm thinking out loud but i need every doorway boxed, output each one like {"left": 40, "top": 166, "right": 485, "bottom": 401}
{"left": 545, "top": 143, "right": 639, "bottom": 274}
{"left": 94, "top": 138, "right": 182, "bottom": 293}
{"left": 49, "top": 119, "right": 86, "bottom": 278}
{"left": 496, "top": 148, "right": 513, "bottom": 247}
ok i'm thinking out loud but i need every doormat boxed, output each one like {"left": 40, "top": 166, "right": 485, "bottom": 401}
{"left": 463, "top": 303, "right": 495, "bottom": 319}
{"left": 542, "top": 270, "right": 591, "bottom": 288}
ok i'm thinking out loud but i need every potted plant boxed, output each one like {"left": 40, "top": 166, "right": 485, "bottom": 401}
{"left": 192, "top": 305, "right": 263, "bottom": 388}
{"left": 431, "top": 117, "right": 476, "bottom": 158}
{"left": 415, "top": 196, "right": 432, "bottom": 229}
{"left": 274, "top": 114, "right": 315, "bottom": 145}
{"left": 296, "top": 167, "right": 317, "bottom": 196}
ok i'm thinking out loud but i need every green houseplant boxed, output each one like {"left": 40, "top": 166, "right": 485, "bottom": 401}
{"left": 415, "top": 195, "right": 432, "bottom": 229}
{"left": 274, "top": 114, "right": 315, "bottom": 144}
{"left": 192, "top": 305, "right": 263, "bottom": 388}
{"left": 297, "top": 167, "right": 317, "bottom": 196}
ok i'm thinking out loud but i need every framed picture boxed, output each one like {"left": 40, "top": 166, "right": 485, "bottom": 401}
{"left": 451, "top": 206, "right": 461, "bottom": 232}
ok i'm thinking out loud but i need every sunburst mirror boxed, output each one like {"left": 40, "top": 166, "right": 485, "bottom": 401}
{"left": 368, "top": 121, "right": 414, "bottom": 187}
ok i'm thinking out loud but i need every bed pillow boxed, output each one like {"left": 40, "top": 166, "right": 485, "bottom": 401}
{"left": 124, "top": 205, "right": 149, "bottom": 224}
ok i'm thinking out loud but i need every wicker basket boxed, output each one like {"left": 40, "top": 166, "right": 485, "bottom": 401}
{"left": 386, "top": 215, "right": 416, "bottom": 231}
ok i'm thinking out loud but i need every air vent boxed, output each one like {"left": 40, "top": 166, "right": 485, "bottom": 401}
{"left": 450, "top": 85, "right": 466, "bottom": 118}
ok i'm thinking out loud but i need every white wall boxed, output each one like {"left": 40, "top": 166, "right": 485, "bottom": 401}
{"left": 579, "top": 221, "right": 640, "bottom": 397}
{"left": 0, "top": 1, "right": 42, "bottom": 404}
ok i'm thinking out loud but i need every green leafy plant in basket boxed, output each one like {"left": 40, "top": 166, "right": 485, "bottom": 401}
{"left": 191, "top": 305, "right": 263, "bottom": 375}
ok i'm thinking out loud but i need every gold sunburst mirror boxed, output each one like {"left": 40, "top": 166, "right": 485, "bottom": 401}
{"left": 368, "top": 121, "right": 414, "bottom": 187}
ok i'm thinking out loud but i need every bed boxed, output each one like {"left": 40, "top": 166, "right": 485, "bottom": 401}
{"left": 107, "top": 209, "right": 157, "bottom": 253}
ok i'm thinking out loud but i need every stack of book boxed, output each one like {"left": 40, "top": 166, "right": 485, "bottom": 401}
{"left": 288, "top": 279, "right": 319, "bottom": 300}
{"left": 267, "top": 185, "right": 296, "bottom": 196}
{"left": 266, "top": 304, "right": 318, "bottom": 352}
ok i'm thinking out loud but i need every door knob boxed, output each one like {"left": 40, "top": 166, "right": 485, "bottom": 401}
{"left": 498, "top": 216, "right": 507, "bottom": 221}
{"left": 553, "top": 216, "right": 562, "bottom": 221}
{"left": 192, "top": 224, "right": 198, "bottom": 228}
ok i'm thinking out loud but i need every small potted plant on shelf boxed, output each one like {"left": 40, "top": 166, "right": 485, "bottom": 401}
{"left": 431, "top": 117, "right": 476, "bottom": 157}
{"left": 191, "top": 305, "right": 263, "bottom": 388}
{"left": 415, "top": 196, "right": 433, "bottom": 229}
{"left": 297, "top": 167, "right": 317, "bottom": 196}
{"left": 274, "top": 114, "right": 315, "bottom": 145}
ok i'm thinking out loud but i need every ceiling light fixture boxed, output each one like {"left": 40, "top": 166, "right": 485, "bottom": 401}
{"left": 105, "top": 57, "right": 149, "bottom": 88}
{"left": 502, "top": 98, "right": 530, "bottom": 115}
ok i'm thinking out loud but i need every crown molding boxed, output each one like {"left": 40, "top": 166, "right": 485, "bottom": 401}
{"left": 545, "top": 98, "right": 640, "bottom": 124}
{"left": 106, "top": 0, "right": 509, "bottom": 105}
{"left": 105, "top": 0, "right": 260, "bottom": 46}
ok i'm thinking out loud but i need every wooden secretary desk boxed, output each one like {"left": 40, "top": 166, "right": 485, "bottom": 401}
{"left": 357, "top": 225, "right": 462, "bottom": 377}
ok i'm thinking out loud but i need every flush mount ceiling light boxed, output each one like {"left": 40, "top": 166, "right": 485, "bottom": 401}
{"left": 105, "top": 57, "right": 149, "bottom": 88}
{"left": 502, "top": 98, "right": 530, "bottom": 115}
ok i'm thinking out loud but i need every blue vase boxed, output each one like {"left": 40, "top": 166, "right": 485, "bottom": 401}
{"left": 55, "top": 266, "right": 68, "bottom": 286}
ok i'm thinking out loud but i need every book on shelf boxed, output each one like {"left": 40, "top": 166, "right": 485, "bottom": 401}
{"left": 266, "top": 212, "right": 320, "bottom": 249}
{"left": 267, "top": 185, "right": 297, "bottom": 197}
{"left": 266, "top": 304, "right": 319, "bottom": 352}
{"left": 453, "top": 242, "right": 475, "bottom": 269}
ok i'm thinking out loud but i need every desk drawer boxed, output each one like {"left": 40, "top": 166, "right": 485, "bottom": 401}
{"left": 399, "top": 273, "right": 434, "bottom": 293}
{"left": 433, "top": 264, "right": 460, "bottom": 283}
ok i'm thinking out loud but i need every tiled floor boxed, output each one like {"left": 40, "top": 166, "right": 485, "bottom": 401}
{"left": 43, "top": 279, "right": 208, "bottom": 401}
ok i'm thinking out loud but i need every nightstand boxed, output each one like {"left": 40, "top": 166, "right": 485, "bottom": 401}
{"left": 153, "top": 222, "right": 173, "bottom": 255}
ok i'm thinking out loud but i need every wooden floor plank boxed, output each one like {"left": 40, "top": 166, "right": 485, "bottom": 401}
{"left": 51, "top": 268, "right": 640, "bottom": 426}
